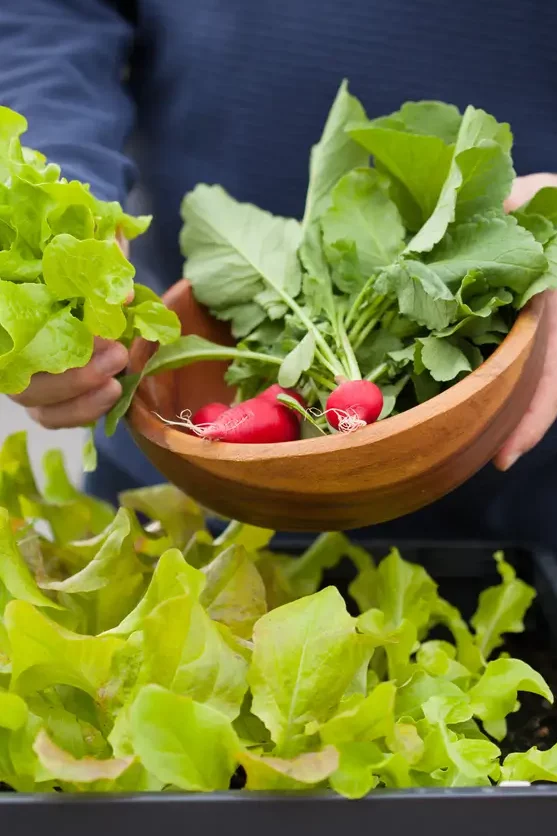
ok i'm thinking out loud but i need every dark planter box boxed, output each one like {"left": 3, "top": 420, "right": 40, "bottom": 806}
{"left": 2, "top": 540, "right": 557, "bottom": 835}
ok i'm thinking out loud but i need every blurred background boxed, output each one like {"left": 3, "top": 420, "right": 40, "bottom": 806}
{"left": 0, "top": 396, "right": 84, "bottom": 487}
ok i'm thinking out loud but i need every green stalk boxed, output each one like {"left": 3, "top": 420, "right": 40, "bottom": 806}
{"left": 271, "top": 288, "right": 344, "bottom": 376}
{"left": 337, "top": 316, "right": 362, "bottom": 380}
{"left": 350, "top": 298, "right": 393, "bottom": 350}
{"left": 344, "top": 279, "right": 377, "bottom": 331}
{"left": 314, "top": 346, "right": 341, "bottom": 377}
{"left": 365, "top": 362, "right": 389, "bottom": 383}
{"left": 307, "top": 370, "right": 335, "bottom": 391}
{"left": 348, "top": 295, "right": 388, "bottom": 342}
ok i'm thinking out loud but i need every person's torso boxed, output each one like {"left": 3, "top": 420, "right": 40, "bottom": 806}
{"left": 125, "top": 0, "right": 557, "bottom": 290}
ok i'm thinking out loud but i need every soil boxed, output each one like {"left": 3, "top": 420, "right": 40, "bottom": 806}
{"left": 500, "top": 631, "right": 557, "bottom": 758}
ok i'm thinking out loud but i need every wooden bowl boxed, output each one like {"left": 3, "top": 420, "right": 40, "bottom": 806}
{"left": 127, "top": 279, "right": 548, "bottom": 532}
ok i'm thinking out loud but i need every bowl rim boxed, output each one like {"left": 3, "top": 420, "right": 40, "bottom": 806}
{"left": 128, "top": 292, "right": 544, "bottom": 464}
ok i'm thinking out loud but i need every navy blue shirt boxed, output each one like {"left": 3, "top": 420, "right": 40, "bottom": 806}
{"left": 1, "top": 0, "right": 557, "bottom": 544}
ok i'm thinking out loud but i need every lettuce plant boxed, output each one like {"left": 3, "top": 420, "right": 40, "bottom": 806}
{"left": 0, "top": 432, "right": 554, "bottom": 794}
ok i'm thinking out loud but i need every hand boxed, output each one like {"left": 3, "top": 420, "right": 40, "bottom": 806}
{"left": 10, "top": 231, "right": 130, "bottom": 430}
{"left": 494, "top": 173, "right": 557, "bottom": 471}
{"left": 10, "top": 337, "right": 128, "bottom": 430}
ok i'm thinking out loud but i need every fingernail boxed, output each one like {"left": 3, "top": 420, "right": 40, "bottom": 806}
{"left": 94, "top": 346, "right": 127, "bottom": 377}
{"left": 502, "top": 452, "right": 521, "bottom": 471}
{"left": 99, "top": 378, "right": 122, "bottom": 405}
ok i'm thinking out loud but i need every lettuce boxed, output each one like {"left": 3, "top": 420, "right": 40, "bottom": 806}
{"left": 0, "top": 430, "right": 555, "bottom": 796}
{"left": 0, "top": 107, "right": 180, "bottom": 451}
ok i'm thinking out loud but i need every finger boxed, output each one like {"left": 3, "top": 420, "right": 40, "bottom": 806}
{"left": 12, "top": 339, "right": 128, "bottom": 408}
{"left": 494, "top": 357, "right": 557, "bottom": 471}
{"left": 27, "top": 378, "right": 123, "bottom": 430}
{"left": 504, "top": 172, "right": 557, "bottom": 213}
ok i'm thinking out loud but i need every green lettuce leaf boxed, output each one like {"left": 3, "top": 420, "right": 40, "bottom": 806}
{"left": 357, "top": 609, "right": 417, "bottom": 677}
{"left": 0, "top": 303, "right": 93, "bottom": 395}
{"left": 0, "top": 690, "right": 28, "bottom": 730}
{"left": 318, "top": 681, "right": 396, "bottom": 745}
{"left": 123, "top": 284, "right": 180, "bottom": 346}
{"left": 471, "top": 552, "right": 535, "bottom": 659}
{"left": 105, "top": 548, "right": 204, "bottom": 637}
{"left": 200, "top": 545, "right": 267, "bottom": 639}
{"left": 142, "top": 595, "right": 248, "bottom": 720}
{"left": 0, "top": 508, "right": 61, "bottom": 611}
{"left": 129, "top": 684, "right": 240, "bottom": 791}
{"left": 5, "top": 600, "right": 124, "bottom": 697}
{"left": 367, "top": 547, "right": 438, "bottom": 632}
{"left": 119, "top": 484, "right": 205, "bottom": 550}
{"left": 249, "top": 587, "right": 364, "bottom": 754}
{"left": 468, "top": 658, "right": 553, "bottom": 726}
{"left": 421, "top": 696, "right": 500, "bottom": 786}
{"left": 0, "top": 105, "right": 164, "bottom": 419}
{"left": 42, "top": 235, "right": 134, "bottom": 340}
{"left": 502, "top": 745, "right": 557, "bottom": 783}
{"left": 330, "top": 742, "right": 412, "bottom": 797}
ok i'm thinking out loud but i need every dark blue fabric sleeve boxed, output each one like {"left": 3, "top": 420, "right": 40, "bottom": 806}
{"left": 0, "top": 1, "right": 137, "bottom": 203}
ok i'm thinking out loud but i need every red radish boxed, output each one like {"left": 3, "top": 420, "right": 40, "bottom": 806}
{"left": 199, "top": 397, "right": 300, "bottom": 443}
{"left": 191, "top": 402, "right": 228, "bottom": 425}
{"left": 257, "top": 384, "right": 307, "bottom": 411}
{"left": 325, "top": 380, "right": 383, "bottom": 433}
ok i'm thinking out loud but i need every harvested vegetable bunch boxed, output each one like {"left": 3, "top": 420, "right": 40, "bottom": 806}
{"left": 0, "top": 107, "right": 180, "bottom": 461}
{"left": 109, "top": 81, "right": 557, "bottom": 439}
{"left": 1, "top": 429, "right": 557, "bottom": 794}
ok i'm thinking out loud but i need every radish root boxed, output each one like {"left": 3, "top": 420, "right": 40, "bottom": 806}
{"left": 308, "top": 407, "right": 367, "bottom": 434}
{"left": 153, "top": 409, "right": 250, "bottom": 440}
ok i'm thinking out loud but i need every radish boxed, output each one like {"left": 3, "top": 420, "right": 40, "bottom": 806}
{"left": 257, "top": 384, "right": 307, "bottom": 417}
{"left": 199, "top": 397, "right": 300, "bottom": 443}
{"left": 325, "top": 380, "right": 383, "bottom": 433}
{"left": 191, "top": 402, "right": 228, "bottom": 425}
{"left": 155, "top": 396, "right": 300, "bottom": 443}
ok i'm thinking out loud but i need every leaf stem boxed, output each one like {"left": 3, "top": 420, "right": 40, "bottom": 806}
{"left": 365, "top": 362, "right": 389, "bottom": 382}
{"left": 307, "top": 370, "right": 335, "bottom": 391}
{"left": 350, "top": 298, "right": 394, "bottom": 350}
{"left": 344, "top": 279, "right": 377, "bottom": 331}
{"left": 272, "top": 289, "right": 344, "bottom": 376}
{"left": 337, "top": 317, "right": 361, "bottom": 380}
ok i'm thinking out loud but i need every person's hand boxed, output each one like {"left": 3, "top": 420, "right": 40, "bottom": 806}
{"left": 10, "top": 337, "right": 129, "bottom": 430}
{"left": 494, "top": 173, "right": 557, "bottom": 471}
{"left": 9, "top": 232, "right": 130, "bottom": 430}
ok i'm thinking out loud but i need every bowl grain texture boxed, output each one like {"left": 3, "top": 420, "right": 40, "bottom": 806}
{"left": 127, "top": 280, "right": 548, "bottom": 532}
